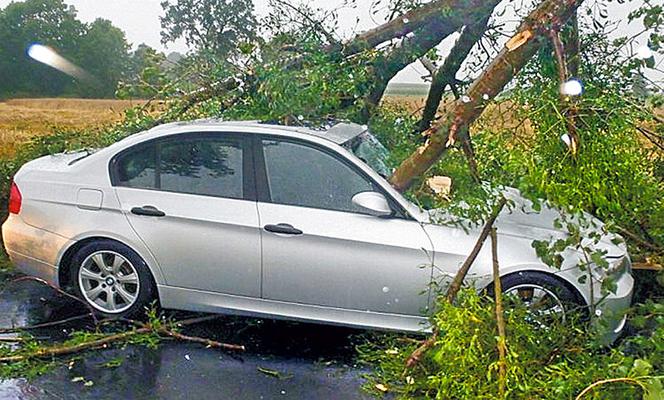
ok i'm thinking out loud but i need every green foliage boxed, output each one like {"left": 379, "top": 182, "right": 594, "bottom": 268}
{"left": 116, "top": 44, "right": 171, "bottom": 99}
{"left": 0, "top": 306, "right": 165, "bottom": 380}
{"left": 357, "top": 290, "right": 663, "bottom": 399}
{"left": 0, "top": 0, "right": 131, "bottom": 98}
{"left": 160, "top": 0, "right": 257, "bottom": 60}
{"left": 220, "top": 47, "right": 374, "bottom": 123}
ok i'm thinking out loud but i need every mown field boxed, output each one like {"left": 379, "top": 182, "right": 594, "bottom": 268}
{"left": 0, "top": 98, "right": 145, "bottom": 157}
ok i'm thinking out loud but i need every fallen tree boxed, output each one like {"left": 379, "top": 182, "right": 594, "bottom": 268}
{"left": 389, "top": 0, "right": 585, "bottom": 192}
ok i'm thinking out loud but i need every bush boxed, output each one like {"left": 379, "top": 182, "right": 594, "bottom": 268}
{"left": 357, "top": 290, "right": 663, "bottom": 399}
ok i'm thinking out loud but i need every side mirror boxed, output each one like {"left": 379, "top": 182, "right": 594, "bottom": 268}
{"left": 352, "top": 191, "right": 392, "bottom": 217}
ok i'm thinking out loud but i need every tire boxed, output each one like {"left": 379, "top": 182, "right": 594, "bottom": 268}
{"left": 70, "top": 240, "right": 155, "bottom": 319}
{"left": 489, "top": 271, "right": 586, "bottom": 322}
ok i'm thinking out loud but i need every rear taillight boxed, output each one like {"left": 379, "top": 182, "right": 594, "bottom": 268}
{"left": 8, "top": 180, "right": 22, "bottom": 214}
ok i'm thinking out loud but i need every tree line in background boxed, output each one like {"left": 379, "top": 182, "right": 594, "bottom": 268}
{"left": 0, "top": 0, "right": 184, "bottom": 98}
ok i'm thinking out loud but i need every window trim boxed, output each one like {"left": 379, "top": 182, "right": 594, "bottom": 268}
{"left": 109, "top": 132, "right": 256, "bottom": 201}
{"left": 252, "top": 134, "right": 410, "bottom": 219}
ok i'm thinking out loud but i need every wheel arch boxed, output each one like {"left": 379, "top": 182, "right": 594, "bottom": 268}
{"left": 484, "top": 269, "right": 588, "bottom": 308}
{"left": 58, "top": 235, "right": 163, "bottom": 290}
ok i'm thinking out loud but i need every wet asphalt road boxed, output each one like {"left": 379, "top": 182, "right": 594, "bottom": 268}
{"left": 0, "top": 279, "right": 374, "bottom": 399}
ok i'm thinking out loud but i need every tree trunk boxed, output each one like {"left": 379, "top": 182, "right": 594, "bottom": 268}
{"left": 417, "top": 14, "right": 492, "bottom": 132}
{"left": 389, "top": 0, "right": 585, "bottom": 192}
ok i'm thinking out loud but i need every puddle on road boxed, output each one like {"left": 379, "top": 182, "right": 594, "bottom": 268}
{"left": 0, "top": 280, "right": 373, "bottom": 399}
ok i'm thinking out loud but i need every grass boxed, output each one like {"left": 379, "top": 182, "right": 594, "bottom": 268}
{"left": 0, "top": 98, "right": 145, "bottom": 158}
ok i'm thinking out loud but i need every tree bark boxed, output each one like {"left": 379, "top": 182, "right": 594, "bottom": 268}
{"left": 389, "top": 0, "right": 585, "bottom": 192}
{"left": 362, "top": 20, "right": 460, "bottom": 116}
{"left": 362, "top": 2, "right": 499, "bottom": 120}
{"left": 331, "top": 0, "right": 491, "bottom": 58}
{"left": 417, "top": 14, "right": 492, "bottom": 132}
{"left": 564, "top": 12, "right": 580, "bottom": 77}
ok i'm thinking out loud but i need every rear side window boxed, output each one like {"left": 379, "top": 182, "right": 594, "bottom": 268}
{"left": 116, "top": 145, "right": 157, "bottom": 188}
{"left": 114, "top": 135, "right": 245, "bottom": 199}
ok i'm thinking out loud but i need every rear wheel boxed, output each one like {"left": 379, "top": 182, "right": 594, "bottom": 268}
{"left": 71, "top": 240, "right": 155, "bottom": 319}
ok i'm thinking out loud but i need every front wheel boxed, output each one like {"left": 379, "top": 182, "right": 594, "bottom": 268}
{"left": 70, "top": 240, "right": 155, "bottom": 319}
{"left": 490, "top": 271, "right": 585, "bottom": 324}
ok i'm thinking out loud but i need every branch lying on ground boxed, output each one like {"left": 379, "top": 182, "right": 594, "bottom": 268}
{"left": 0, "top": 317, "right": 244, "bottom": 364}
{"left": 405, "top": 197, "right": 507, "bottom": 369}
{"left": 0, "top": 281, "right": 244, "bottom": 364}
{"left": 0, "top": 314, "right": 92, "bottom": 334}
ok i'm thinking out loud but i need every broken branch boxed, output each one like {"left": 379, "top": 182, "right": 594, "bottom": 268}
{"left": 405, "top": 197, "right": 507, "bottom": 369}
{"left": 491, "top": 227, "right": 507, "bottom": 398}
{"left": 417, "top": 14, "right": 492, "bottom": 132}
{"left": 389, "top": 0, "right": 585, "bottom": 192}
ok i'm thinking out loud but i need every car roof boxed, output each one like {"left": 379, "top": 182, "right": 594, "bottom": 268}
{"left": 147, "top": 119, "right": 368, "bottom": 145}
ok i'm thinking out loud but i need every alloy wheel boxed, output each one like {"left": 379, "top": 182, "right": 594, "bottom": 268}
{"left": 78, "top": 250, "right": 140, "bottom": 313}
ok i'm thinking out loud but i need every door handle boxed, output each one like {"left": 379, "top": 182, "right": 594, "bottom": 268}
{"left": 131, "top": 205, "right": 166, "bottom": 217}
{"left": 264, "top": 223, "right": 303, "bottom": 235}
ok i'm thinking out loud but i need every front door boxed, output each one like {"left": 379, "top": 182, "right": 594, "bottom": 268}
{"left": 111, "top": 132, "right": 261, "bottom": 297}
{"left": 256, "top": 137, "right": 433, "bottom": 316}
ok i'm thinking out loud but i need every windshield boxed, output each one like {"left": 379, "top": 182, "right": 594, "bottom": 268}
{"left": 344, "top": 131, "right": 391, "bottom": 178}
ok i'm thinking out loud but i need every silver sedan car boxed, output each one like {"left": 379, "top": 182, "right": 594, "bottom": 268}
{"left": 2, "top": 120, "right": 633, "bottom": 339}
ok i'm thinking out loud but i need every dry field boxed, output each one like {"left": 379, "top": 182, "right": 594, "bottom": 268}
{"left": 0, "top": 98, "right": 145, "bottom": 157}
{"left": 0, "top": 95, "right": 659, "bottom": 158}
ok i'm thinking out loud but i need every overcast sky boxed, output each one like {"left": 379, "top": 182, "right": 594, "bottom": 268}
{"left": 0, "top": 0, "right": 660, "bottom": 85}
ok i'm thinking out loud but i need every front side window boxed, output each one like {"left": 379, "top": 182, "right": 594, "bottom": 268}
{"left": 115, "top": 135, "right": 244, "bottom": 199}
{"left": 261, "top": 139, "right": 375, "bottom": 213}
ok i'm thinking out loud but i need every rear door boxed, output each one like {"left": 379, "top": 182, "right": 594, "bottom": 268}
{"left": 111, "top": 132, "right": 261, "bottom": 297}
{"left": 255, "top": 136, "right": 433, "bottom": 316}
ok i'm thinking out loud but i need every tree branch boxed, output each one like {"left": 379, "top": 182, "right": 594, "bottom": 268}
{"left": 389, "top": 0, "right": 585, "bottom": 192}
{"left": 332, "top": 0, "right": 490, "bottom": 57}
{"left": 417, "top": 14, "right": 492, "bottom": 132}
{"left": 491, "top": 227, "right": 507, "bottom": 398}
{"left": 362, "top": 19, "right": 461, "bottom": 115}
{"left": 405, "top": 197, "right": 507, "bottom": 369}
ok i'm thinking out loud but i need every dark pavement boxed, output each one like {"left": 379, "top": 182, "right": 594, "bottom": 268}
{"left": 0, "top": 280, "right": 373, "bottom": 399}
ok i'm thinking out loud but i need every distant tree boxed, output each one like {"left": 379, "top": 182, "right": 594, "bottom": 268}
{"left": 0, "top": 0, "right": 134, "bottom": 98}
{"left": 117, "top": 44, "right": 169, "bottom": 99}
{"left": 76, "top": 18, "right": 131, "bottom": 97}
{"left": 0, "top": 0, "right": 84, "bottom": 97}
{"left": 160, "top": 0, "right": 257, "bottom": 60}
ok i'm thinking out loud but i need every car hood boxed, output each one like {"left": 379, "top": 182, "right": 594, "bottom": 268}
{"left": 426, "top": 187, "right": 627, "bottom": 257}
